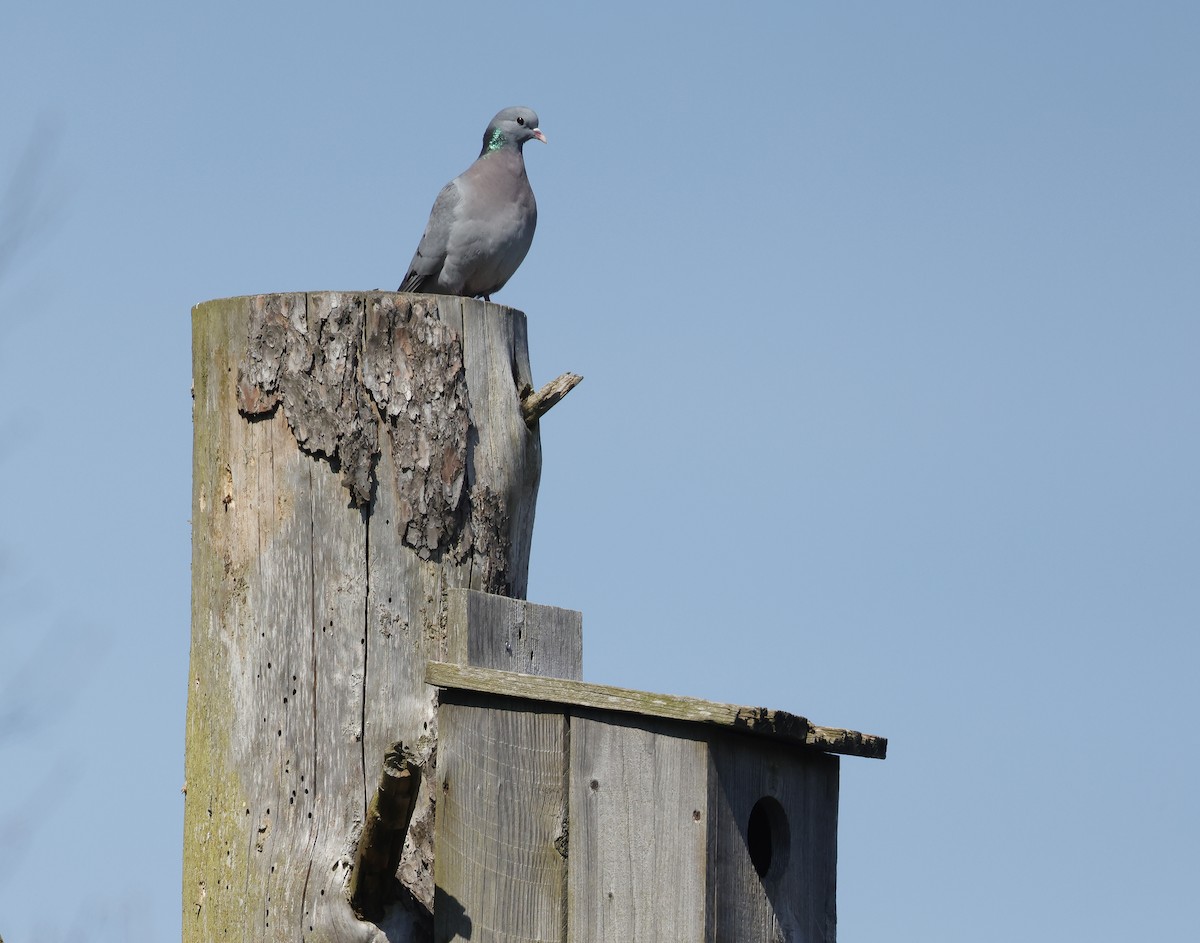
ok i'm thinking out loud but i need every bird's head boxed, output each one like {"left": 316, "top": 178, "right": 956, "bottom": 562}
{"left": 482, "top": 106, "right": 547, "bottom": 154}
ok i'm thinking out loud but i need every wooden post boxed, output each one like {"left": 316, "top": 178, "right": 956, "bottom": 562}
{"left": 183, "top": 292, "right": 573, "bottom": 943}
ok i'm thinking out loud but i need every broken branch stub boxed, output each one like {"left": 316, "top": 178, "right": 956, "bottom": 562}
{"left": 521, "top": 371, "right": 583, "bottom": 425}
{"left": 350, "top": 740, "right": 426, "bottom": 922}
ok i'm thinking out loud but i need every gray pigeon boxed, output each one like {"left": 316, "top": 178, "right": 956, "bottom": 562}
{"left": 399, "top": 106, "right": 546, "bottom": 301}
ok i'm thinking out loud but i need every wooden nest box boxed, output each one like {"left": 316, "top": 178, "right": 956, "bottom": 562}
{"left": 428, "top": 596, "right": 886, "bottom": 943}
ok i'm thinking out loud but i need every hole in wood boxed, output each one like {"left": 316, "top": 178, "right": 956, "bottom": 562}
{"left": 747, "top": 796, "right": 790, "bottom": 880}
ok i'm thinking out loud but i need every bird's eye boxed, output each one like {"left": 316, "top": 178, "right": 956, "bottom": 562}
{"left": 516, "top": 116, "right": 526, "bottom": 125}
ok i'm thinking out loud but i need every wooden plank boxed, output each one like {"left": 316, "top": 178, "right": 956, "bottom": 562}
{"left": 568, "top": 715, "right": 708, "bottom": 942}
{"left": 706, "top": 731, "right": 839, "bottom": 943}
{"left": 425, "top": 663, "right": 887, "bottom": 759}
{"left": 435, "top": 701, "right": 568, "bottom": 943}
{"left": 446, "top": 588, "right": 583, "bottom": 680}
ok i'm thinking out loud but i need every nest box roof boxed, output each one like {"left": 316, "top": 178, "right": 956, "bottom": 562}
{"left": 427, "top": 662, "right": 887, "bottom": 760}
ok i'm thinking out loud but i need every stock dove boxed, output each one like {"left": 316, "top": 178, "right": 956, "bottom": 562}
{"left": 399, "top": 106, "right": 546, "bottom": 301}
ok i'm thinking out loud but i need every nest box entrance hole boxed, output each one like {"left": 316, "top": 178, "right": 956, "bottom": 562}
{"left": 747, "top": 795, "right": 791, "bottom": 880}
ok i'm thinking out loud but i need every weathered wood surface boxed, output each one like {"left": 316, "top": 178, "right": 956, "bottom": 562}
{"left": 430, "top": 591, "right": 581, "bottom": 942}
{"left": 185, "top": 292, "right": 546, "bottom": 943}
{"left": 433, "top": 691, "right": 850, "bottom": 943}
{"left": 446, "top": 587, "right": 582, "bottom": 680}
{"left": 568, "top": 715, "right": 708, "bottom": 942}
{"left": 425, "top": 663, "right": 888, "bottom": 759}
{"left": 707, "top": 732, "right": 839, "bottom": 943}
{"left": 435, "top": 702, "right": 569, "bottom": 943}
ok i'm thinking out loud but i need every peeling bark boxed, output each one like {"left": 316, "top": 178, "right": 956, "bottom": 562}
{"left": 238, "top": 292, "right": 379, "bottom": 504}
{"left": 236, "top": 293, "right": 516, "bottom": 572}
{"left": 361, "top": 295, "right": 469, "bottom": 558}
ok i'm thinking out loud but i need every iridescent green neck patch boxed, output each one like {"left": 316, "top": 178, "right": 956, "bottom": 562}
{"left": 484, "top": 128, "right": 506, "bottom": 152}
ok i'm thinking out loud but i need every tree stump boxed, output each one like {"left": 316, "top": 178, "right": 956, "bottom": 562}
{"left": 183, "top": 292, "right": 551, "bottom": 942}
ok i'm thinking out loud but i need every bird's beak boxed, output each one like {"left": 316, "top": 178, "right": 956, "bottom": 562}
{"left": 532, "top": 129, "right": 548, "bottom": 144}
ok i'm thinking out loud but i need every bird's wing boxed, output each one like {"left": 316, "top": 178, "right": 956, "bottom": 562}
{"left": 399, "top": 178, "right": 463, "bottom": 291}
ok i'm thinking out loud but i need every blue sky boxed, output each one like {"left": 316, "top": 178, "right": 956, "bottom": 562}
{"left": 2, "top": 2, "right": 1197, "bottom": 940}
